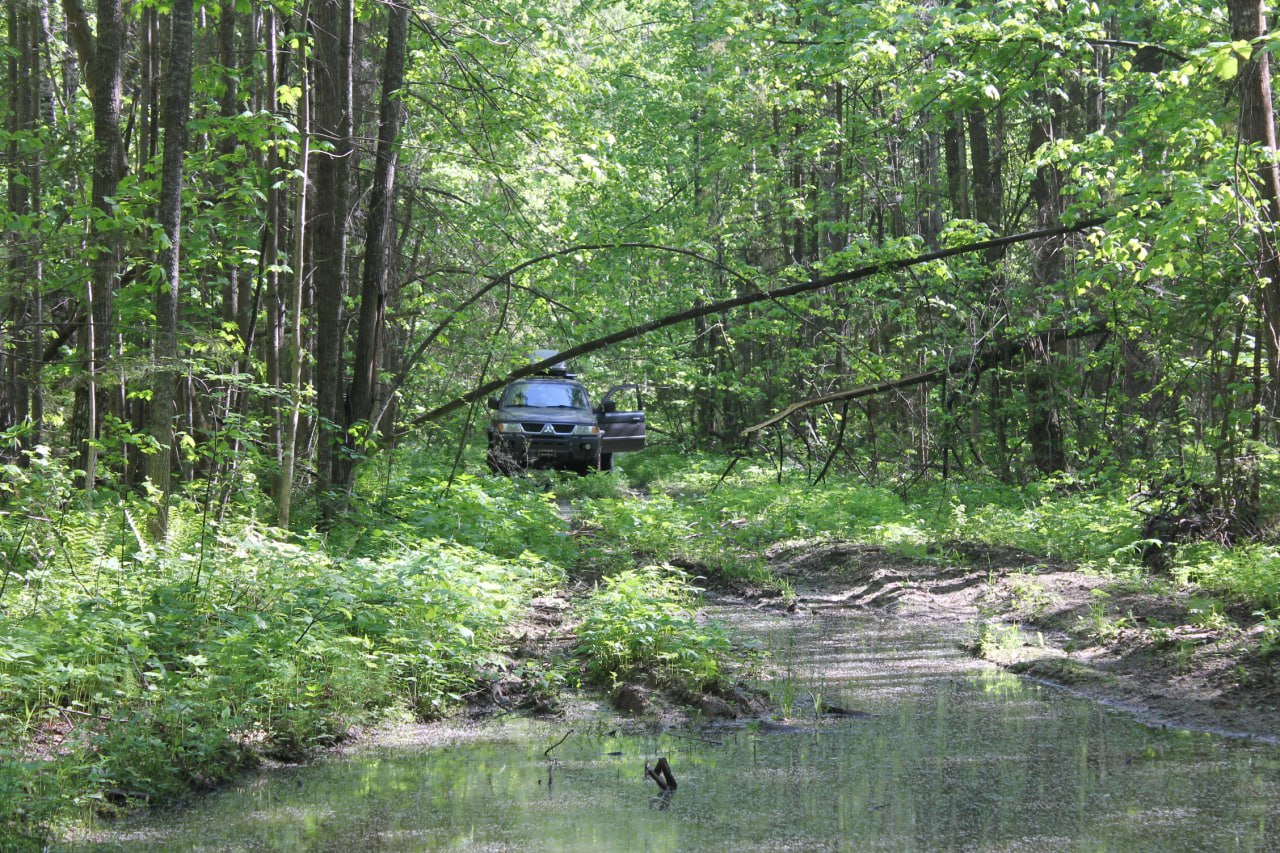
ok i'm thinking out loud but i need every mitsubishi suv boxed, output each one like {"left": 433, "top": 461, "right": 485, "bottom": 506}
{"left": 486, "top": 360, "right": 645, "bottom": 474}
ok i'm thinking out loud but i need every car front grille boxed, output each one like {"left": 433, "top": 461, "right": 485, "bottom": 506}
{"left": 519, "top": 422, "right": 575, "bottom": 435}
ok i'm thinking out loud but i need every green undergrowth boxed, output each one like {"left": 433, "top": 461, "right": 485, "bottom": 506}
{"left": 0, "top": 519, "right": 560, "bottom": 843}
{"left": 0, "top": 445, "right": 742, "bottom": 846}
{"left": 0, "top": 448, "right": 575, "bottom": 845}
{"left": 603, "top": 450, "right": 1280, "bottom": 625}
{"left": 8, "top": 440, "right": 1280, "bottom": 845}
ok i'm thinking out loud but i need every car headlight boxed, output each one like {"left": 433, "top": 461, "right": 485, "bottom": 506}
{"left": 494, "top": 422, "right": 524, "bottom": 434}
{"left": 571, "top": 424, "right": 601, "bottom": 436}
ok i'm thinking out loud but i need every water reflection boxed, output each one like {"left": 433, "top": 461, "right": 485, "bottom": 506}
{"left": 67, "top": 606, "right": 1280, "bottom": 851}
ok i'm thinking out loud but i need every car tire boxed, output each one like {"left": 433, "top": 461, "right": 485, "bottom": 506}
{"left": 598, "top": 452, "right": 613, "bottom": 472}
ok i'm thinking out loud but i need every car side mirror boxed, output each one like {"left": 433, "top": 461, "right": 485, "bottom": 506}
{"left": 487, "top": 397, "right": 499, "bottom": 410}
{"left": 599, "top": 400, "right": 618, "bottom": 414}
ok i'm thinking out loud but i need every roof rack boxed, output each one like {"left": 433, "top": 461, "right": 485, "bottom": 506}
{"left": 531, "top": 349, "right": 574, "bottom": 377}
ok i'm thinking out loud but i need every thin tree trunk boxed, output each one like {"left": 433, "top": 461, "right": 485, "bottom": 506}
{"left": 261, "top": 8, "right": 284, "bottom": 497}
{"left": 3, "top": 0, "right": 33, "bottom": 449}
{"left": 278, "top": 9, "right": 311, "bottom": 529}
{"left": 24, "top": 0, "right": 45, "bottom": 447}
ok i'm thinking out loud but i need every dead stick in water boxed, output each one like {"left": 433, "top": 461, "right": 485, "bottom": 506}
{"left": 544, "top": 729, "right": 573, "bottom": 759}
{"left": 644, "top": 756, "right": 678, "bottom": 791}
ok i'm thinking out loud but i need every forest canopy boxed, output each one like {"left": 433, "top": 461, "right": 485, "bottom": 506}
{"left": 2, "top": 0, "right": 1279, "bottom": 517}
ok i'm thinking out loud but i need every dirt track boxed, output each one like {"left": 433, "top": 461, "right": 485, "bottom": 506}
{"left": 766, "top": 540, "right": 1280, "bottom": 742}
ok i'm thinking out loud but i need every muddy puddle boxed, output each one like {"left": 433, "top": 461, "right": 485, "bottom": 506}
{"left": 66, "top": 601, "right": 1280, "bottom": 851}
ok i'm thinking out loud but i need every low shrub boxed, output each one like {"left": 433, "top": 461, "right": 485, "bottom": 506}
{"left": 574, "top": 565, "right": 730, "bottom": 691}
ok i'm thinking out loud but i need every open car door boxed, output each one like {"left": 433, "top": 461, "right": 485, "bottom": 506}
{"left": 597, "top": 384, "right": 646, "bottom": 455}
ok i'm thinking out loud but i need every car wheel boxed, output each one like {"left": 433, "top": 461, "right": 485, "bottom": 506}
{"left": 598, "top": 452, "right": 613, "bottom": 472}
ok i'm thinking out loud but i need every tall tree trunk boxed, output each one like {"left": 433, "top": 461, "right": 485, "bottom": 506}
{"left": 944, "top": 114, "right": 969, "bottom": 219}
{"left": 260, "top": 7, "right": 285, "bottom": 501}
{"left": 309, "top": 0, "right": 353, "bottom": 513}
{"left": 1228, "top": 0, "right": 1280, "bottom": 421}
{"left": 146, "top": 0, "right": 194, "bottom": 537}
{"left": 1025, "top": 91, "right": 1069, "bottom": 475}
{"left": 4, "top": 0, "right": 32, "bottom": 449}
{"left": 23, "top": 0, "right": 45, "bottom": 448}
{"left": 917, "top": 113, "right": 944, "bottom": 248}
{"left": 339, "top": 0, "right": 407, "bottom": 493}
{"left": 218, "top": 0, "right": 250, "bottom": 343}
{"left": 968, "top": 108, "right": 1003, "bottom": 236}
{"left": 63, "top": 0, "right": 126, "bottom": 496}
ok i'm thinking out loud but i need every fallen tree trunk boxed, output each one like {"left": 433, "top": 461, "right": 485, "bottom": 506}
{"left": 742, "top": 320, "right": 1109, "bottom": 435}
{"left": 410, "top": 215, "right": 1110, "bottom": 427}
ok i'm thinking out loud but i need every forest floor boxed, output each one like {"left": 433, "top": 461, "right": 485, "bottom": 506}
{"left": 757, "top": 539, "right": 1280, "bottom": 742}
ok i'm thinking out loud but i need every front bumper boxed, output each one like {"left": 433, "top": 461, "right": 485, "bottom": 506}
{"left": 489, "top": 433, "right": 600, "bottom": 467}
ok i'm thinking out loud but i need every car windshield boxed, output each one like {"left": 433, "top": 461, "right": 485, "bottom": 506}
{"left": 501, "top": 381, "right": 590, "bottom": 409}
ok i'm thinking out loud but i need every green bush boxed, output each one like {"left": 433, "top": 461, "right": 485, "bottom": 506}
{"left": 1173, "top": 542, "right": 1280, "bottom": 609}
{"left": 335, "top": 456, "right": 575, "bottom": 565}
{"left": 929, "top": 481, "right": 1145, "bottom": 565}
{"left": 574, "top": 565, "right": 730, "bottom": 690}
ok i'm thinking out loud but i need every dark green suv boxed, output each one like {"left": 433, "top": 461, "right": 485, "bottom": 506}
{"left": 486, "top": 372, "right": 645, "bottom": 474}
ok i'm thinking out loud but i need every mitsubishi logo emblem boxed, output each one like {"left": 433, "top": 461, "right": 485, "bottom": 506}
{"left": 541, "top": 424, "right": 555, "bottom": 434}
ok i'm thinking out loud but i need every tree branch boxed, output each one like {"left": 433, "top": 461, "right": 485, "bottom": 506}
{"left": 374, "top": 241, "right": 759, "bottom": 433}
{"left": 410, "top": 215, "right": 1111, "bottom": 427}
{"left": 742, "top": 321, "right": 1109, "bottom": 435}
{"left": 60, "top": 0, "right": 96, "bottom": 92}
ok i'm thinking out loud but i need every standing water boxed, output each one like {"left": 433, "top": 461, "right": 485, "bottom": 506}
{"left": 68, "top": 601, "right": 1280, "bottom": 851}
